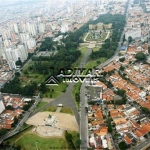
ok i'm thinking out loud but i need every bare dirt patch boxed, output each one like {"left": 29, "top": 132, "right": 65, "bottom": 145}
{"left": 26, "top": 112, "right": 79, "bottom": 137}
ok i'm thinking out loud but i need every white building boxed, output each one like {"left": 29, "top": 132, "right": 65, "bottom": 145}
{"left": 20, "top": 23, "right": 27, "bottom": 33}
{"left": 26, "top": 38, "right": 36, "bottom": 50}
{"left": 13, "top": 23, "right": 19, "bottom": 34}
{"left": 17, "top": 45, "right": 28, "bottom": 62}
{"left": 5, "top": 46, "right": 28, "bottom": 70}
{"left": 30, "top": 23, "right": 37, "bottom": 36}
{"left": 3, "top": 39, "right": 11, "bottom": 48}
{"left": 5, "top": 48, "right": 15, "bottom": 70}
{"left": 11, "top": 49, "right": 20, "bottom": 63}
{"left": 20, "top": 33, "right": 30, "bottom": 43}
{"left": 0, "top": 99, "right": 5, "bottom": 114}
{"left": 61, "top": 23, "right": 69, "bottom": 33}
{"left": 125, "top": 28, "right": 141, "bottom": 40}
{"left": 38, "top": 23, "right": 45, "bottom": 33}
{"left": 1, "top": 29, "right": 11, "bottom": 40}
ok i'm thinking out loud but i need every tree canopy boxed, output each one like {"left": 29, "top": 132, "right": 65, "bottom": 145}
{"left": 135, "top": 52, "right": 147, "bottom": 61}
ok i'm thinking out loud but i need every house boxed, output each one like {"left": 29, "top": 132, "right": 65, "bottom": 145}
{"left": 120, "top": 46, "right": 127, "bottom": 54}
{"left": 124, "top": 135, "right": 132, "bottom": 145}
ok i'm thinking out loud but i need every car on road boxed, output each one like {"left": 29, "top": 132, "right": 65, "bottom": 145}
{"left": 57, "top": 104, "right": 64, "bottom": 107}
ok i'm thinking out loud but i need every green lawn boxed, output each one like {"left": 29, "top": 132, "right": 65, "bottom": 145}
{"left": 93, "top": 46, "right": 100, "bottom": 51}
{"left": 34, "top": 102, "right": 48, "bottom": 111}
{"left": 43, "top": 82, "right": 68, "bottom": 99}
{"left": 85, "top": 57, "right": 106, "bottom": 69}
{"left": 86, "top": 31, "right": 109, "bottom": 42}
{"left": 42, "top": 106, "right": 57, "bottom": 112}
{"left": 80, "top": 57, "right": 106, "bottom": 76}
{"left": 101, "top": 32, "right": 107, "bottom": 40}
{"left": 60, "top": 107, "right": 74, "bottom": 115}
{"left": 3, "top": 126, "right": 33, "bottom": 145}
{"left": 86, "top": 33, "right": 94, "bottom": 41}
{"left": 15, "top": 133, "right": 68, "bottom": 150}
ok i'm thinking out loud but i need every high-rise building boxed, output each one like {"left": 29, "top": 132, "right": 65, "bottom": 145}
{"left": 10, "top": 32, "right": 17, "bottom": 43}
{"left": 5, "top": 48, "right": 15, "bottom": 70}
{"left": 26, "top": 38, "right": 36, "bottom": 50}
{"left": 17, "top": 45, "right": 28, "bottom": 62}
{"left": 30, "top": 23, "right": 37, "bottom": 36}
{"left": 11, "top": 48, "right": 20, "bottom": 63}
{"left": 61, "top": 23, "right": 69, "bottom": 33}
{"left": 13, "top": 23, "right": 19, "bottom": 34}
{"left": 4, "top": 46, "right": 28, "bottom": 70}
{"left": 38, "top": 23, "right": 45, "bottom": 33}
{"left": 1, "top": 29, "right": 11, "bottom": 40}
{"left": 20, "top": 32, "right": 30, "bottom": 43}
{"left": 3, "top": 39, "right": 11, "bottom": 48}
{"left": 20, "top": 23, "right": 27, "bottom": 33}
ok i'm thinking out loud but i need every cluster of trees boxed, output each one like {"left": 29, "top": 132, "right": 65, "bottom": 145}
{"left": 119, "top": 141, "right": 128, "bottom": 150}
{"left": 114, "top": 88, "right": 126, "bottom": 97}
{"left": 135, "top": 52, "right": 147, "bottom": 62}
{"left": 1, "top": 77, "right": 47, "bottom": 96}
{"left": 38, "top": 37, "right": 56, "bottom": 51}
{"left": 119, "top": 57, "right": 125, "bottom": 62}
{"left": 30, "top": 50, "right": 81, "bottom": 76}
{"left": 114, "top": 88, "right": 127, "bottom": 104}
{"left": 141, "top": 107, "right": 150, "bottom": 114}
{"left": 90, "top": 14, "right": 126, "bottom": 59}
{"left": 107, "top": 118, "right": 113, "bottom": 133}
{"left": 99, "top": 77, "right": 113, "bottom": 88}
{"left": 15, "top": 58, "right": 23, "bottom": 67}
{"left": 65, "top": 131, "right": 76, "bottom": 149}
{"left": 22, "top": 100, "right": 35, "bottom": 111}
{"left": 0, "top": 128, "right": 7, "bottom": 136}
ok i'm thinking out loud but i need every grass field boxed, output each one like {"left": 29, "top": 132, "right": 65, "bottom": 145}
{"left": 93, "top": 46, "right": 100, "bottom": 51}
{"left": 42, "top": 106, "right": 57, "bottom": 112}
{"left": 3, "top": 126, "right": 33, "bottom": 145}
{"left": 34, "top": 102, "right": 48, "bottom": 111}
{"left": 15, "top": 133, "right": 68, "bottom": 150}
{"left": 85, "top": 57, "right": 106, "bottom": 69}
{"left": 43, "top": 82, "right": 68, "bottom": 99}
{"left": 60, "top": 107, "right": 74, "bottom": 115}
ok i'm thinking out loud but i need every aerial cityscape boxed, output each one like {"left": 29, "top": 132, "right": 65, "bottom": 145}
{"left": 0, "top": 0, "right": 150, "bottom": 150}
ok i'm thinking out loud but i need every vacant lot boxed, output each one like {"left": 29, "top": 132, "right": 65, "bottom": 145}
{"left": 26, "top": 112, "right": 79, "bottom": 132}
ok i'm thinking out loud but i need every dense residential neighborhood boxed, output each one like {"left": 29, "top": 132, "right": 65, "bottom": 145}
{"left": 85, "top": 0, "right": 150, "bottom": 149}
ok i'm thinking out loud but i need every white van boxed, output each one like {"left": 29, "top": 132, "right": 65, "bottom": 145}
{"left": 57, "top": 104, "right": 64, "bottom": 107}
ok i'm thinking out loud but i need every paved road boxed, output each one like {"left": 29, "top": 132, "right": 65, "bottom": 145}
{"left": 134, "top": 138, "right": 150, "bottom": 150}
{"left": 80, "top": 82, "right": 89, "bottom": 150}
{"left": 79, "top": 9, "right": 128, "bottom": 150}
